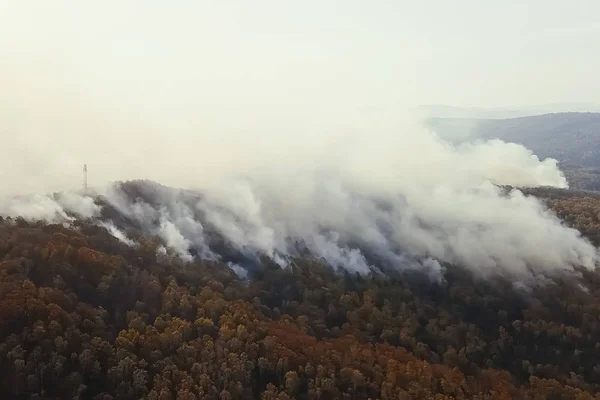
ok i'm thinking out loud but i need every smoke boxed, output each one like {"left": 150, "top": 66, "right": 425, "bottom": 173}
{"left": 0, "top": 192, "right": 100, "bottom": 222}
{"left": 97, "top": 221, "right": 137, "bottom": 248}
{"left": 0, "top": 119, "right": 595, "bottom": 280}
{"left": 0, "top": 3, "right": 597, "bottom": 281}
{"left": 1, "top": 148, "right": 594, "bottom": 282}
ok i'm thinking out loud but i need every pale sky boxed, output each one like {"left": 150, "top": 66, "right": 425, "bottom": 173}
{"left": 1, "top": 1, "right": 599, "bottom": 110}
{"left": 1, "top": 1, "right": 600, "bottom": 193}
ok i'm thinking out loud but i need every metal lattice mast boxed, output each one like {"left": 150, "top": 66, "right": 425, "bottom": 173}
{"left": 83, "top": 164, "right": 88, "bottom": 193}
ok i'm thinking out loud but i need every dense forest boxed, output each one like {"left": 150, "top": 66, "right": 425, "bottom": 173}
{"left": 2, "top": 188, "right": 600, "bottom": 399}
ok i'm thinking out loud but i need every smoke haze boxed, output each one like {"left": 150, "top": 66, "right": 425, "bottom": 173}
{"left": 0, "top": 2, "right": 598, "bottom": 281}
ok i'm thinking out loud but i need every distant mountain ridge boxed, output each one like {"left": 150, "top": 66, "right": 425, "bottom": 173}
{"left": 419, "top": 103, "right": 600, "bottom": 119}
{"left": 425, "top": 112, "right": 600, "bottom": 190}
{"left": 426, "top": 112, "right": 600, "bottom": 167}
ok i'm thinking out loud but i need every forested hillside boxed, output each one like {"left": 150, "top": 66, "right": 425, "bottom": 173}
{"left": 2, "top": 188, "right": 600, "bottom": 399}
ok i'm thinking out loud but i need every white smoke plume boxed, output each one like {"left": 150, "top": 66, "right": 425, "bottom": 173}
{"left": 2, "top": 146, "right": 594, "bottom": 282}
{"left": 0, "top": 193, "right": 100, "bottom": 222}
{"left": 97, "top": 221, "right": 137, "bottom": 248}
{"left": 0, "top": 2, "right": 597, "bottom": 282}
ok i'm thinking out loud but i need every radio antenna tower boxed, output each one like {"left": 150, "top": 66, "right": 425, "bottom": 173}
{"left": 83, "top": 164, "right": 88, "bottom": 193}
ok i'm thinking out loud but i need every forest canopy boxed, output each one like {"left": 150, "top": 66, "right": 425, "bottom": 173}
{"left": 0, "top": 187, "right": 600, "bottom": 399}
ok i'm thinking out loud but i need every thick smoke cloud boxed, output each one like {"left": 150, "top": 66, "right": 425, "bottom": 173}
{"left": 0, "top": 3, "right": 597, "bottom": 282}
{"left": 0, "top": 144, "right": 596, "bottom": 282}
{"left": 0, "top": 57, "right": 596, "bottom": 281}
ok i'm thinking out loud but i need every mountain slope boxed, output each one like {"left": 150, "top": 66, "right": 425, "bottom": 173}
{"left": 2, "top": 179, "right": 596, "bottom": 284}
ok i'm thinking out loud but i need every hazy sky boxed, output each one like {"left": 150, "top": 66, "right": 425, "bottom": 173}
{"left": 1, "top": 1, "right": 600, "bottom": 193}
{"left": 1, "top": 1, "right": 599, "bottom": 110}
